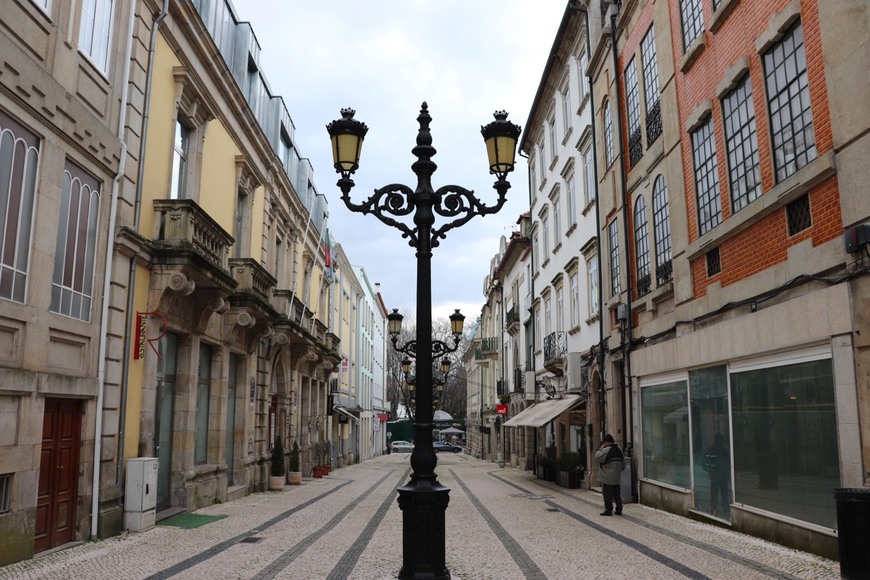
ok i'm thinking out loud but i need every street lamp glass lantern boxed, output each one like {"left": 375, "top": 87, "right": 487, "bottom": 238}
{"left": 326, "top": 108, "right": 368, "bottom": 175}
{"left": 449, "top": 309, "right": 465, "bottom": 336}
{"left": 481, "top": 110, "right": 522, "bottom": 180}
{"left": 441, "top": 358, "right": 451, "bottom": 375}
{"left": 387, "top": 308, "right": 404, "bottom": 337}
{"left": 402, "top": 357, "right": 412, "bottom": 376}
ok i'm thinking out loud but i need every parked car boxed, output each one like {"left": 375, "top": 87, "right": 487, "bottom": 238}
{"left": 433, "top": 441, "right": 462, "bottom": 453}
{"left": 390, "top": 440, "right": 414, "bottom": 453}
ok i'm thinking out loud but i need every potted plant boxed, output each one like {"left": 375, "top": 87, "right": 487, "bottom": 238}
{"left": 556, "top": 452, "right": 583, "bottom": 488}
{"left": 287, "top": 440, "right": 302, "bottom": 485}
{"left": 536, "top": 455, "right": 556, "bottom": 482}
{"left": 269, "top": 435, "right": 285, "bottom": 491}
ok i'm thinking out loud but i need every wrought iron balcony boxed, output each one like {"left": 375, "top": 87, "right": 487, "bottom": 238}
{"left": 656, "top": 259, "right": 673, "bottom": 285}
{"left": 543, "top": 331, "right": 567, "bottom": 369}
{"left": 480, "top": 337, "right": 499, "bottom": 355}
{"left": 637, "top": 273, "right": 652, "bottom": 297}
{"left": 513, "top": 366, "right": 524, "bottom": 393}
{"left": 497, "top": 379, "right": 508, "bottom": 397}
{"left": 628, "top": 127, "right": 643, "bottom": 168}
{"left": 505, "top": 305, "right": 520, "bottom": 335}
{"left": 152, "top": 199, "right": 234, "bottom": 271}
{"left": 646, "top": 99, "right": 662, "bottom": 145}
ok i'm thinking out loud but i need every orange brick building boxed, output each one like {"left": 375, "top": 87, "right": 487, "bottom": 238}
{"left": 586, "top": 0, "right": 869, "bottom": 558}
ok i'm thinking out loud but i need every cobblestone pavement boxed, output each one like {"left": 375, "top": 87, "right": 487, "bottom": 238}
{"left": 0, "top": 453, "right": 840, "bottom": 579}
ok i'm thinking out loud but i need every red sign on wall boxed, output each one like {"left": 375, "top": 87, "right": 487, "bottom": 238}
{"left": 496, "top": 404, "right": 508, "bottom": 415}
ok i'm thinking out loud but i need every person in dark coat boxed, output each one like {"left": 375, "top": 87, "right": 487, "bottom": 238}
{"left": 595, "top": 434, "right": 624, "bottom": 516}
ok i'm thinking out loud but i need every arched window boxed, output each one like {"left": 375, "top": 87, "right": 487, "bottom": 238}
{"left": 634, "top": 196, "right": 651, "bottom": 296}
{"left": 652, "top": 176, "right": 672, "bottom": 283}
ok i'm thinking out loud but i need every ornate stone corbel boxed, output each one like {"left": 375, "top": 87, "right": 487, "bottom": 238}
{"left": 169, "top": 272, "right": 195, "bottom": 295}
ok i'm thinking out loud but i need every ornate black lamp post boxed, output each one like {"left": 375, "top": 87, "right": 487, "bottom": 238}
{"left": 327, "top": 102, "right": 520, "bottom": 580}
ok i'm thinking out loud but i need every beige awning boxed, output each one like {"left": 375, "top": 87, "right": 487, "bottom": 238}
{"left": 502, "top": 395, "right": 583, "bottom": 428}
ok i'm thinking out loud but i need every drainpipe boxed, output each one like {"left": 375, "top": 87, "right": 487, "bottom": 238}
{"left": 609, "top": 2, "right": 635, "bottom": 454}
{"left": 92, "top": 0, "right": 136, "bottom": 539}
{"left": 517, "top": 148, "right": 537, "bottom": 468}
{"left": 116, "top": 0, "right": 170, "bottom": 489}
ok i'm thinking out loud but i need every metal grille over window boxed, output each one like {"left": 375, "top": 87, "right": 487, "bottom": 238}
{"left": 680, "top": 0, "right": 704, "bottom": 50}
{"left": 625, "top": 59, "right": 643, "bottom": 167}
{"left": 0, "top": 474, "right": 11, "bottom": 514}
{"left": 652, "top": 176, "right": 672, "bottom": 284}
{"left": 723, "top": 75, "right": 761, "bottom": 213}
{"left": 692, "top": 118, "right": 722, "bottom": 235}
{"left": 642, "top": 26, "right": 662, "bottom": 145}
{"left": 787, "top": 194, "right": 812, "bottom": 236}
{"left": 634, "top": 196, "right": 651, "bottom": 297}
{"left": 706, "top": 247, "right": 721, "bottom": 277}
{"left": 764, "top": 21, "right": 816, "bottom": 183}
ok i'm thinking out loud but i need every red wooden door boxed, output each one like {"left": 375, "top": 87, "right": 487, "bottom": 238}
{"left": 35, "top": 398, "right": 81, "bottom": 553}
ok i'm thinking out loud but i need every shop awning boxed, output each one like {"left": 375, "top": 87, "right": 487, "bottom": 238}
{"left": 333, "top": 406, "right": 359, "bottom": 421}
{"left": 502, "top": 395, "right": 583, "bottom": 428}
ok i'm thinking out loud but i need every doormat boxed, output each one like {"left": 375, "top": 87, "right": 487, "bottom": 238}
{"left": 158, "top": 513, "right": 227, "bottom": 529}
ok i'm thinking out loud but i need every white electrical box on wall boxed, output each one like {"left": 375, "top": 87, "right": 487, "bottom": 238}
{"left": 124, "top": 457, "right": 158, "bottom": 532}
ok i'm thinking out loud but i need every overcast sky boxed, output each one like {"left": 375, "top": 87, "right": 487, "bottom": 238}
{"left": 240, "top": 1, "right": 567, "bottom": 322}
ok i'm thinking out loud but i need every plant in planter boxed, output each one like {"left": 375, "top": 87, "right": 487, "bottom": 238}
{"left": 269, "top": 435, "right": 286, "bottom": 491}
{"left": 536, "top": 455, "right": 557, "bottom": 482}
{"left": 287, "top": 440, "right": 302, "bottom": 485}
{"left": 556, "top": 452, "right": 583, "bottom": 488}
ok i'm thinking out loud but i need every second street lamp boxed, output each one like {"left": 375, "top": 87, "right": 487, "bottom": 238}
{"left": 328, "top": 102, "right": 520, "bottom": 580}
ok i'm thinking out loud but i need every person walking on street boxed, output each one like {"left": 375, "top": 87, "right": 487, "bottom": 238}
{"left": 596, "top": 434, "right": 624, "bottom": 516}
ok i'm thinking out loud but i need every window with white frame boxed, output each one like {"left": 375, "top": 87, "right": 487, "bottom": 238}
{"left": 587, "top": 254, "right": 599, "bottom": 317}
{"left": 566, "top": 172, "right": 576, "bottom": 226}
{"left": 652, "top": 176, "right": 672, "bottom": 284}
{"left": 170, "top": 120, "right": 190, "bottom": 200}
{"left": 79, "top": 0, "right": 115, "bottom": 72}
{"left": 530, "top": 156, "right": 538, "bottom": 193}
{"left": 578, "top": 52, "right": 589, "bottom": 102}
{"left": 541, "top": 214, "right": 550, "bottom": 258}
{"left": 680, "top": 0, "right": 704, "bottom": 51}
{"left": 532, "top": 231, "right": 540, "bottom": 273}
{"left": 763, "top": 20, "right": 816, "bottom": 183}
{"left": 534, "top": 305, "right": 541, "bottom": 350}
{"left": 722, "top": 74, "right": 761, "bottom": 213}
{"left": 569, "top": 272, "right": 579, "bottom": 327}
{"left": 634, "top": 196, "right": 651, "bottom": 297}
{"left": 584, "top": 148, "right": 595, "bottom": 206}
{"left": 543, "top": 295, "right": 551, "bottom": 337}
{"left": 51, "top": 160, "right": 101, "bottom": 321}
{"left": 537, "top": 139, "right": 545, "bottom": 185}
{"left": 691, "top": 118, "right": 722, "bottom": 235}
{"left": 642, "top": 25, "right": 662, "bottom": 144}
{"left": 0, "top": 112, "right": 39, "bottom": 304}
{"left": 552, "top": 197, "right": 561, "bottom": 243}
{"left": 555, "top": 284, "right": 564, "bottom": 331}
{"left": 608, "top": 219, "right": 621, "bottom": 296}
{"left": 561, "top": 83, "right": 572, "bottom": 136}
{"left": 547, "top": 115, "right": 556, "bottom": 165}
{"left": 33, "top": 0, "right": 51, "bottom": 12}
{"left": 604, "top": 100, "right": 615, "bottom": 166}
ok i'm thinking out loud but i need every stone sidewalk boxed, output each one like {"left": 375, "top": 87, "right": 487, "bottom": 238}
{"left": 0, "top": 453, "right": 841, "bottom": 579}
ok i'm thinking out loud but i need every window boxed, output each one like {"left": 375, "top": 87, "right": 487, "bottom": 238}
{"left": 547, "top": 116, "right": 556, "bottom": 164}
{"left": 634, "top": 196, "right": 651, "bottom": 297}
{"left": 587, "top": 255, "right": 599, "bottom": 317}
{"left": 543, "top": 296, "right": 551, "bottom": 336}
{"left": 51, "top": 160, "right": 101, "bottom": 321}
{"left": 641, "top": 379, "right": 690, "bottom": 488}
{"left": 730, "top": 358, "right": 838, "bottom": 528}
{"left": 680, "top": 0, "right": 704, "bottom": 50}
{"left": 722, "top": 75, "right": 761, "bottom": 213}
{"left": 578, "top": 52, "right": 589, "bottom": 101}
{"left": 78, "top": 0, "right": 115, "bottom": 72}
{"left": 608, "top": 220, "right": 621, "bottom": 296}
{"left": 566, "top": 173, "right": 577, "bottom": 226}
{"left": 706, "top": 247, "right": 721, "bottom": 276}
{"left": 652, "top": 176, "right": 672, "bottom": 284}
{"left": 0, "top": 473, "right": 10, "bottom": 514}
{"left": 689, "top": 366, "right": 730, "bottom": 519}
{"left": 764, "top": 21, "right": 816, "bottom": 182}
{"left": 584, "top": 149, "right": 595, "bottom": 206}
{"left": 532, "top": 232, "right": 540, "bottom": 273}
{"left": 279, "top": 126, "right": 295, "bottom": 174}
{"left": 625, "top": 58, "right": 642, "bottom": 167}
{"left": 604, "top": 101, "right": 615, "bottom": 166}
{"left": 787, "top": 194, "right": 811, "bottom": 236}
{"left": 541, "top": 214, "right": 550, "bottom": 258}
{"left": 195, "top": 343, "right": 212, "bottom": 464}
{"left": 552, "top": 198, "right": 561, "bottom": 243}
{"left": 0, "top": 112, "right": 39, "bottom": 303}
{"left": 569, "top": 272, "right": 579, "bottom": 327}
{"left": 170, "top": 121, "right": 190, "bottom": 199}
{"left": 561, "top": 84, "right": 572, "bottom": 135}
{"left": 33, "top": 0, "right": 51, "bottom": 11}
{"left": 536, "top": 140, "right": 545, "bottom": 184}
{"left": 530, "top": 158, "right": 538, "bottom": 193}
{"left": 534, "top": 306, "right": 541, "bottom": 350}
{"left": 642, "top": 25, "right": 662, "bottom": 144}
{"left": 555, "top": 285, "right": 564, "bottom": 331}
{"left": 691, "top": 118, "right": 722, "bottom": 235}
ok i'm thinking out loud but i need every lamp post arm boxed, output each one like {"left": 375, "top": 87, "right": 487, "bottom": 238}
{"left": 391, "top": 337, "right": 461, "bottom": 360}
{"left": 337, "top": 180, "right": 419, "bottom": 245}
{"left": 430, "top": 180, "right": 511, "bottom": 247}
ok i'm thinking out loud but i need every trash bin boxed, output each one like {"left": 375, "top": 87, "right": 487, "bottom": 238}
{"left": 834, "top": 488, "right": 870, "bottom": 579}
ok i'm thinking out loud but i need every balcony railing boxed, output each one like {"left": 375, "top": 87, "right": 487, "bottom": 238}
{"left": 505, "top": 306, "right": 519, "bottom": 334}
{"left": 637, "top": 272, "right": 652, "bottom": 297}
{"left": 646, "top": 99, "right": 662, "bottom": 145}
{"left": 153, "top": 199, "right": 233, "bottom": 271}
{"left": 229, "top": 258, "right": 276, "bottom": 303}
{"left": 656, "top": 259, "right": 673, "bottom": 285}
{"left": 543, "top": 331, "right": 567, "bottom": 367}
{"left": 513, "top": 367, "right": 524, "bottom": 393}
{"left": 480, "top": 337, "right": 499, "bottom": 354}
{"left": 628, "top": 127, "right": 643, "bottom": 168}
{"left": 497, "top": 379, "right": 507, "bottom": 397}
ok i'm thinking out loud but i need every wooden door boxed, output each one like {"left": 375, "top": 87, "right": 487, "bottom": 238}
{"left": 35, "top": 398, "right": 82, "bottom": 553}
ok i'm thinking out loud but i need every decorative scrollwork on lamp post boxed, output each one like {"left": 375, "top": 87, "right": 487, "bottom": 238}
{"left": 327, "top": 102, "right": 520, "bottom": 580}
